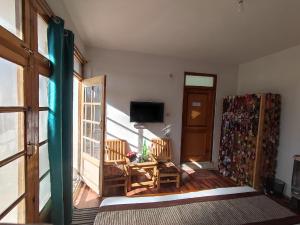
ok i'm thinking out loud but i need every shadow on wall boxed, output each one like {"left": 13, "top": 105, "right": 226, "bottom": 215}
{"left": 106, "top": 103, "right": 167, "bottom": 152}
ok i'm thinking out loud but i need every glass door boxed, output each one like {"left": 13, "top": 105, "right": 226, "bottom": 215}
{"left": 0, "top": 57, "right": 26, "bottom": 223}
{"left": 0, "top": 0, "right": 29, "bottom": 222}
{"left": 0, "top": 0, "right": 53, "bottom": 222}
{"left": 80, "top": 76, "right": 106, "bottom": 196}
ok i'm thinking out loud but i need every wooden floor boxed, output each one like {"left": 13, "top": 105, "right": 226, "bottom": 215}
{"left": 74, "top": 183, "right": 102, "bottom": 208}
{"left": 74, "top": 169, "right": 237, "bottom": 209}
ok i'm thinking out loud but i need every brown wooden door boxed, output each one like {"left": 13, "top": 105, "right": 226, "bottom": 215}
{"left": 181, "top": 74, "right": 216, "bottom": 163}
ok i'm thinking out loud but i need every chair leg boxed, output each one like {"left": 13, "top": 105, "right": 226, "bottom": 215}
{"left": 124, "top": 178, "right": 128, "bottom": 196}
{"left": 157, "top": 172, "right": 161, "bottom": 190}
{"left": 176, "top": 174, "right": 180, "bottom": 188}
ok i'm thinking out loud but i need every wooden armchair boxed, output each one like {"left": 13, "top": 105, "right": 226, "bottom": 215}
{"left": 151, "top": 139, "right": 181, "bottom": 189}
{"left": 104, "top": 139, "right": 129, "bottom": 195}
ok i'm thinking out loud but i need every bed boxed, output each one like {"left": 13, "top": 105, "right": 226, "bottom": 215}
{"left": 96, "top": 187, "right": 300, "bottom": 225}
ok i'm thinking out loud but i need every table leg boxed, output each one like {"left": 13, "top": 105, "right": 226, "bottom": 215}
{"left": 153, "top": 165, "right": 157, "bottom": 188}
{"left": 128, "top": 167, "right": 132, "bottom": 191}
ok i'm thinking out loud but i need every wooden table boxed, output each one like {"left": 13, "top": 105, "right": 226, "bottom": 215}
{"left": 127, "top": 155, "right": 158, "bottom": 191}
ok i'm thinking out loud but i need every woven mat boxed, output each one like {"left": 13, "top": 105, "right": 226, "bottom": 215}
{"left": 95, "top": 193, "right": 300, "bottom": 225}
{"left": 72, "top": 207, "right": 99, "bottom": 225}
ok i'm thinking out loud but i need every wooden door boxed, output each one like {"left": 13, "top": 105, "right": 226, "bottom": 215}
{"left": 181, "top": 73, "right": 216, "bottom": 163}
{"left": 80, "top": 76, "right": 106, "bottom": 196}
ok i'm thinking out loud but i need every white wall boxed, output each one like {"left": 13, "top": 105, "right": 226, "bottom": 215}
{"left": 238, "top": 44, "right": 300, "bottom": 196}
{"left": 85, "top": 48, "right": 238, "bottom": 165}
{"left": 46, "top": 0, "right": 86, "bottom": 55}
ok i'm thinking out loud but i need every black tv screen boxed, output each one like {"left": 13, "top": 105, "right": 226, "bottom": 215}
{"left": 130, "top": 102, "right": 164, "bottom": 123}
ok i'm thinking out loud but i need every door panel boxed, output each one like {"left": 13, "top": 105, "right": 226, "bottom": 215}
{"left": 80, "top": 76, "right": 106, "bottom": 196}
{"left": 181, "top": 76, "right": 216, "bottom": 163}
{"left": 186, "top": 93, "right": 209, "bottom": 126}
{"left": 182, "top": 129, "right": 207, "bottom": 156}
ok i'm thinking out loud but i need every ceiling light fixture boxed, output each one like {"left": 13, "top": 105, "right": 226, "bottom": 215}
{"left": 237, "top": 0, "right": 245, "bottom": 13}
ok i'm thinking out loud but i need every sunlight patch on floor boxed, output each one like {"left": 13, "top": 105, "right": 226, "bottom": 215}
{"left": 181, "top": 161, "right": 215, "bottom": 172}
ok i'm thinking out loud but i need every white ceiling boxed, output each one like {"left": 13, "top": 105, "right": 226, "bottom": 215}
{"left": 63, "top": 0, "right": 300, "bottom": 64}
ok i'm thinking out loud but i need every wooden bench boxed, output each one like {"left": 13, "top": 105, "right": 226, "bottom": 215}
{"left": 151, "top": 139, "right": 181, "bottom": 189}
{"left": 104, "top": 139, "right": 128, "bottom": 195}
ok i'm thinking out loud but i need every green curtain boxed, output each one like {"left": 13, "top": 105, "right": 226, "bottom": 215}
{"left": 62, "top": 29, "right": 74, "bottom": 225}
{"left": 48, "top": 17, "right": 74, "bottom": 225}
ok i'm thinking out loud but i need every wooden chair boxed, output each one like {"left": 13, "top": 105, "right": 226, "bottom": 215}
{"left": 151, "top": 138, "right": 181, "bottom": 189}
{"left": 104, "top": 139, "right": 128, "bottom": 195}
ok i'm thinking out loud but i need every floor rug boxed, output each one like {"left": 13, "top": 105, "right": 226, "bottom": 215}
{"left": 96, "top": 192, "right": 300, "bottom": 225}
{"left": 72, "top": 207, "right": 99, "bottom": 225}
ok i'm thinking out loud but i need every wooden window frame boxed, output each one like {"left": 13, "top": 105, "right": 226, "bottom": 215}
{"left": 74, "top": 45, "right": 87, "bottom": 80}
{"left": 0, "top": 0, "right": 53, "bottom": 223}
{"left": 0, "top": 0, "right": 87, "bottom": 222}
{"left": 184, "top": 72, "right": 217, "bottom": 90}
{"left": 0, "top": 0, "right": 31, "bottom": 223}
{"left": 73, "top": 48, "right": 86, "bottom": 194}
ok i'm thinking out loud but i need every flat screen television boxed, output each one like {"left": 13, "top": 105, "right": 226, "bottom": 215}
{"left": 130, "top": 101, "right": 164, "bottom": 123}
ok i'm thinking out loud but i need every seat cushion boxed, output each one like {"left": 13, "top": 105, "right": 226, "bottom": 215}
{"left": 158, "top": 162, "right": 180, "bottom": 173}
{"left": 104, "top": 164, "right": 125, "bottom": 179}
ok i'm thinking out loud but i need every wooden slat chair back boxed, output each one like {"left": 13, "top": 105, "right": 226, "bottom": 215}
{"left": 105, "top": 139, "right": 127, "bottom": 164}
{"left": 104, "top": 139, "right": 128, "bottom": 196}
{"left": 151, "top": 138, "right": 180, "bottom": 189}
{"left": 151, "top": 138, "right": 171, "bottom": 162}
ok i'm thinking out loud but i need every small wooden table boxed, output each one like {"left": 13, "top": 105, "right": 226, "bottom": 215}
{"left": 127, "top": 155, "right": 158, "bottom": 191}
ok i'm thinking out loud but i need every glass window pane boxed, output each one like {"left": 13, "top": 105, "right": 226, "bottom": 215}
{"left": 94, "top": 142, "right": 100, "bottom": 159}
{"left": 0, "top": 0, "right": 23, "bottom": 39}
{"left": 0, "top": 198, "right": 25, "bottom": 223}
{"left": 82, "top": 137, "right": 86, "bottom": 153}
{"left": 0, "top": 113, "right": 24, "bottom": 161}
{"left": 82, "top": 121, "right": 86, "bottom": 137}
{"left": 94, "top": 105, "right": 100, "bottom": 122}
{"left": 39, "top": 173, "right": 51, "bottom": 212}
{"left": 93, "top": 86, "right": 101, "bottom": 103}
{"left": 39, "top": 111, "right": 48, "bottom": 142}
{"left": 185, "top": 75, "right": 214, "bottom": 87}
{"left": 85, "top": 105, "right": 91, "bottom": 120}
{"left": 0, "top": 57, "right": 23, "bottom": 106}
{"left": 74, "top": 56, "right": 81, "bottom": 74}
{"left": 85, "top": 87, "right": 92, "bottom": 102}
{"left": 38, "top": 14, "right": 49, "bottom": 58}
{"left": 39, "top": 75, "right": 49, "bottom": 107}
{"left": 92, "top": 124, "right": 100, "bottom": 141}
{"left": 39, "top": 143, "right": 49, "bottom": 178}
{"left": 86, "top": 122, "right": 91, "bottom": 137}
{"left": 83, "top": 139, "right": 91, "bottom": 154}
{"left": 0, "top": 156, "right": 25, "bottom": 214}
